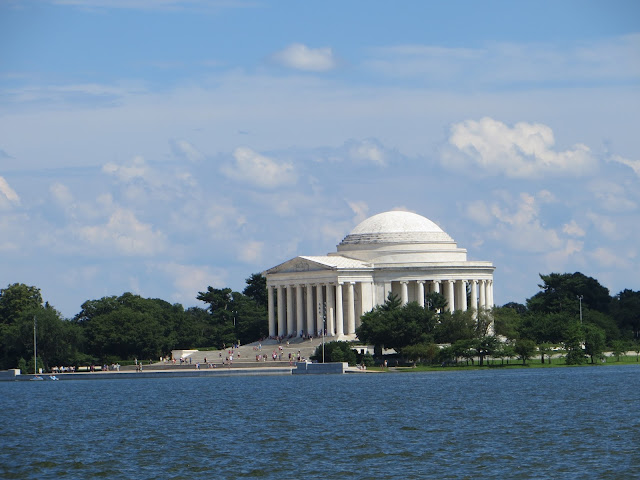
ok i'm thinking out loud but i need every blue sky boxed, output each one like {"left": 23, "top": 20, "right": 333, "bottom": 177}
{"left": 1, "top": 0, "right": 639, "bottom": 318}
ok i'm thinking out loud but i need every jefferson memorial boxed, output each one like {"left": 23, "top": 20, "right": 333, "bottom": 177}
{"left": 264, "top": 210, "right": 495, "bottom": 339}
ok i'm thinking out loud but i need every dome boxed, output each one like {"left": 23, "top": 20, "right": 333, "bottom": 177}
{"left": 350, "top": 211, "right": 443, "bottom": 235}
{"left": 339, "top": 211, "right": 454, "bottom": 246}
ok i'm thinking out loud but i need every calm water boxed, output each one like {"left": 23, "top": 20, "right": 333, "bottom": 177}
{"left": 1, "top": 365, "right": 638, "bottom": 479}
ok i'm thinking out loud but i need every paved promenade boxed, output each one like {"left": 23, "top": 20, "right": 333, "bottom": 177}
{"left": 154, "top": 335, "right": 336, "bottom": 371}
{"left": 3, "top": 336, "right": 366, "bottom": 381}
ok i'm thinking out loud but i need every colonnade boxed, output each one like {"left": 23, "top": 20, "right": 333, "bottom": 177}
{"left": 267, "top": 278, "right": 494, "bottom": 338}
{"left": 268, "top": 282, "right": 356, "bottom": 338}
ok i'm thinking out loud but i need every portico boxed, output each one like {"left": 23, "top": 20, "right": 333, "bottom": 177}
{"left": 264, "top": 211, "right": 495, "bottom": 339}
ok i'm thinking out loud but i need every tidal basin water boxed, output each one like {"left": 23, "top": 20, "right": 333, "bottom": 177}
{"left": 1, "top": 365, "right": 638, "bottom": 480}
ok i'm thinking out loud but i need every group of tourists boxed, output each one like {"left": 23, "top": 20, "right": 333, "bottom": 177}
{"left": 269, "top": 332, "right": 326, "bottom": 342}
{"left": 50, "top": 365, "right": 76, "bottom": 373}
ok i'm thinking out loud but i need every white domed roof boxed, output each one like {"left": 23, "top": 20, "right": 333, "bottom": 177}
{"left": 350, "top": 211, "right": 443, "bottom": 235}
{"left": 339, "top": 211, "right": 453, "bottom": 246}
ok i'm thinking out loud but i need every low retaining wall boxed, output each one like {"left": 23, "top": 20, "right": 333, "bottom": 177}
{"left": 0, "top": 369, "right": 20, "bottom": 381}
{"left": 293, "top": 361, "right": 346, "bottom": 374}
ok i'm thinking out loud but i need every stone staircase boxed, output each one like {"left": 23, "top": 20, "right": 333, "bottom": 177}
{"left": 131, "top": 336, "right": 352, "bottom": 371}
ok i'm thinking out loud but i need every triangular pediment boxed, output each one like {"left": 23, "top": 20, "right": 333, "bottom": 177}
{"left": 266, "top": 257, "right": 334, "bottom": 274}
{"left": 265, "top": 255, "right": 371, "bottom": 275}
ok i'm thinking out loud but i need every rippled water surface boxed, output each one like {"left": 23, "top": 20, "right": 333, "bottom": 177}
{"left": 1, "top": 365, "right": 639, "bottom": 479}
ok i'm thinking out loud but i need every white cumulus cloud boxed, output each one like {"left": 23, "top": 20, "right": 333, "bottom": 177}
{"left": 589, "top": 247, "right": 630, "bottom": 269}
{"left": 171, "top": 139, "right": 204, "bottom": 163}
{"left": 443, "top": 117, "right": 598, "bottom": 178}
{"left": 347, "top": 139, "right": 387, "bottom": 166}
{"left": 79, "top": 208, "right": 167, "bottom": 256}
{"left": 154, "top": 262, "right": 227, "bottom": 305}
{"left": 103, "top": 155, "right": 148, "bottom": 182}
{"left": 562, "top": 220, "right": 586, "bottom": 237}
{"left": 0, "top": 176, "right": 20, "bottom": 208}
{"left": 237, "top": 240, "right": 263, "bottom": 264}
{"left": 50, "top": 182, "right": 74, "bottom": 206}
{"left": 610, "top": 154, "right": 640, "bottom": 177}
{"left": 221, "top": 147, "right": 296, "bottom": 188}
{"left": 273, "top": 43, "right": 337, "bottom": 72}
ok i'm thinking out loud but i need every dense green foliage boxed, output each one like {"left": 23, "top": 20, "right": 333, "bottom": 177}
{"left": 357, "top": 272, "right": 640, "bottom": 366}
{"left": 0, "top": 274, "right": 268, "bottom": 370}
{"left": 310, "top": 341, "right": 358, "bottom": 364}
{"left": 1, "top": 270, "right": 638, "bottom": 371}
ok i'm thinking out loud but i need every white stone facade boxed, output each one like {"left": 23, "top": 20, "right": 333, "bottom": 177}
{"left": 264, "top": 211, "right": 495, "bottom": 339}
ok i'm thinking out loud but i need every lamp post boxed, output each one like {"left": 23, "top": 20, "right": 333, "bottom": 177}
{"left": 577, "top": 295, "right": 583, "bottom": 324}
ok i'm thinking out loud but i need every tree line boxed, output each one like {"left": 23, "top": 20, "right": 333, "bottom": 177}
{"left": 0, "top": 274, "right": 268, "bottom": 372}
{"left": 354, "top": 272, "right": 640, "bottom": 366}
{"left": 1, "top": 271, "right": 639, "bottom": 371}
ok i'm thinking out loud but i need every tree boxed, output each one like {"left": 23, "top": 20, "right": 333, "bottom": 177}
{"left": 517, "top": 311, "right": 572, "bottom": 344}
{"left": 475, "top": 309, "right": 494, "bottom": 338}
{"left": 197, "top": 287, "right": 233, "bottom": 313}
{"left": 356, "top": 307, "right": 390, "bottom": 353}
{"left": 514, "top": 338, "right": 536, "bottom": 365}
{"left": 583, "top": 324, "right": 606, "bottom": 364}
{"left": 310, "top": 341, "right": 357, "bottom": 364}
{"left": 527, "top": 272, "right": 611, "bottom": 315}
{"left": 611, "top": 289, "right": 640, "bottom": 340}
{"left": 538, "top": 342, "right": 553, "bottom": 364}
{"left": 243, "top": 273, "right": 267, "bottom": 307}
{"left": 402, "top": 343, "right": 439, "bottom": 365}
{"left": 357, "top": 300, "right": 436, "bottom": 352}
{"left": 564, "top": 323, "right": 586, "bottom": 365}
{"left": 471, "top": 335, "right": 499, "bottom": 366}
{"left": 493, "top": 306, "right": 521, "bottom": 340}
{"left": 380, "top": 292, "right": 402, "bottom": 311}
{"left": 433, "top": 310, "right": 475, "bottom": 344}
{"left": 230, "top": 292, "right": 268, "bottom": 345}
{"left": 502, "top": 302, "right": 527, "bottom": 314}
{"left": 610, "top": 340, "right": 628, "bottom": 362}
{"left": 0, "top": 283, "right": 43, "bottom": 325}
{"left": 425, "top": 292, "right": 447, "bottom": 312}
{"left": 451, "top": 339, "right": 475, "bottom": 365}
{"left": 494, "top": 342, "right": 516, "bottom": 365}
{"left": 75, "top": 293, "right": 186, "bottom": 361}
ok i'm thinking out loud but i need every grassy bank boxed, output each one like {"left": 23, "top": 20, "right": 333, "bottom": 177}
{"left": 368, "top": 354, "right": 640, "bottom": 372}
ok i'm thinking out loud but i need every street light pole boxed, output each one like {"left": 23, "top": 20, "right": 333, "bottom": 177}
{"left": 577, "top": 295, "right": 583, "bottom": 324}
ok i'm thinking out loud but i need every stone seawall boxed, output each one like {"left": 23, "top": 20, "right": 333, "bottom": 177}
{"left": 4, "top": 366, "right": 294, "bottom": 381}
{"left": 293, "top": 361, "right": 347, "bottom": 374}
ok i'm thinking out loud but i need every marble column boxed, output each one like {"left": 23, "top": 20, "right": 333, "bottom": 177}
{"left": 454, "top": 280, "right": 462, "bottom": 310}
{"left": 459, "top": 280, "right": 468, "bottom": 311}
{"left": 316, "top": 284, "right": 324, "bottom": 335}
{"left": 346, "top": 282, "right": 356, "bottom": 334}
{"left": 417, "top": 281, "right": 425, "bottom": 308}
{"left": 286, "top": 285, "right": 294, "bottom": 335}
{"left": 276, "top": 285, "right": 285, "bottom": 337}
{"left": 400, "top": 281, "right": 409, "bottom": 306}
{"left": 326, "top": 283, "right": 335, "bottom": 336}
{"left": 470, "top": 279, "right": 478, "bottom": 314}
{"left": 446, "top": 280, "right": 455, "bottom": 312}
{"left": 335, "top": 282, "right": 344, "bottom": 336}
{"left": 296, "top": 285, "right": 304, "bottom": 337}
{"left": 479, "top": 280, "right": 486, "bottom": 310}
{"left": 306, "top": 284, "right": 314, "bottom": 336}
{"left": 268, "top": 285, "right": 275, "bottom": 337}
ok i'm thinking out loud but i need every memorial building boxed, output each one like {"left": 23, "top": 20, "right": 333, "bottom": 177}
{"left": 264, "top": 210, "right": 495, "bottom": 339}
